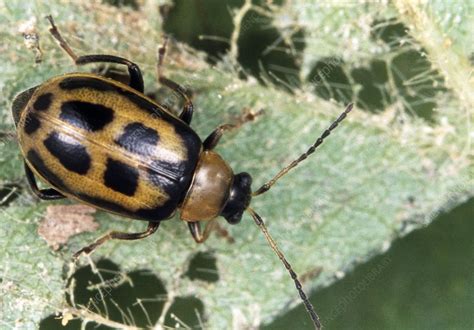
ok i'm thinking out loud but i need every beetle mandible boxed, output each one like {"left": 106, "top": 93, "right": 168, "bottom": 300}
{"left": 12, "top": 16, "right": 353, "bottom": 329}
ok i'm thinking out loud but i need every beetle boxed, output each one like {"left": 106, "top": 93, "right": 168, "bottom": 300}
{"left": 12, "top": 16, "right": 353, "bottom": 329}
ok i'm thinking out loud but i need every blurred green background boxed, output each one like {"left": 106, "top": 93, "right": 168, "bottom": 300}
{"left": 35, "top": 0, "right": 472, "bottom": 328}
{"left": 266, "top": 197, "right": 473, "bottom": 330}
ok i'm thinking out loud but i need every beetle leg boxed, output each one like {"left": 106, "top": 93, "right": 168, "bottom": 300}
{"left": 157, "top": 37, "right": 194, "bottom": 124}
{"left": 203, "top": 108, "right": 264, "bottom": 150}
{"left": 45, "top": 15, "right": 78, "bottom": 61}
{"left": 188, "top": 220, "right": 217, "bottom": 244}
{"left": 24, "top": 162, "right": 65, "bottom": 200}
{"left": 214, "top": 222, "right": 235, "bottom": 244}
{"left": 74, "top": 55, "right": 144, "bottom": 93}
{"left": 73, "top": 221, "right": 160, "bottom": 260}
{"left": 203, "top": 124, "right": 236, "bottom": 150}
{"left": 160, "top": 77, "right": 194, "bottom": 124}
{"left": 46, "top": 15, "right": 144, "bottom": 93}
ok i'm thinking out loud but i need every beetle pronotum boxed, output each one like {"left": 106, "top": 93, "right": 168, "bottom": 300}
{"left": 12, "top": 16, "right": 353, "bottom": 329}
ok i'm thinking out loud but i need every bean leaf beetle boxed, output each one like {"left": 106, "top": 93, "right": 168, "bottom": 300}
{"left": 12, "top": 16, "right": 353, "bottom": 329}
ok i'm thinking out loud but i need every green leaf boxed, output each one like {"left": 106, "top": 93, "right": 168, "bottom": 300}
{"left": 0, "top": 1, "right": 472, "bottom": 329}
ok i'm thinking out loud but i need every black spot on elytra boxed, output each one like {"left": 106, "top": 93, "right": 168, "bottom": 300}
{"left": 145, "top": 123, "right": 201, "bottom": 203}
{"left": 57, "top": 77, "right": 203, "bottom": 151}
{"left": 78, "top": 192, "right": 175, "bottom": 221}
{"left": 135, "top": 199, "right": 176, "bottom": 221}
{"left": 78, "top": 193, "right": 137, "bottom": 218}
{"left": 33, "top": 93, "right": 53, "bottom": 111}
{"left": 148, "top": 159, "right": 185, "bottom": 188}
{"left": 115, "top": 122, "right": 159, "bottom": 156}
{"left": 173, "top": 123, "right": 201, "bottom": 169}
{"left": 145, "top": 159, "right": 193, "bottom": 211}
{"left": 124, "top": 92, "right": 163, "bottom": 118}
{"left": 26, "top": 150, "right": 68, "bottom": 191}
{"left": 145, "top": 128, "right": 201, "bottom": 206}
{"left": 23, "top": 112, "right": 41, "bottom": 135}
{"left": 58, "top": 76, "right": 163, "bottom": 118}
{"left": 104, "top": 158, "right": 139, "bottom": 196}
{"left": 44, "top": 132, "right": 91, "bottom": 175}
{"left": 59, "top": 77, "right": 116, "bottom": 91}
{"left": 60, "top": 101, "right": 114, "bottom": 132}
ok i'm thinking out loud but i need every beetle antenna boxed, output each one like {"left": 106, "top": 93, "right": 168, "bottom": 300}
{"left": 247, "top": 208, "right": 321, "bottom": 330}
{"left": 253, "top": 103, "right": 353, "bottom": 196}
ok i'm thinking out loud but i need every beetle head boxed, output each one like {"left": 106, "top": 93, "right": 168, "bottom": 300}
{"left": 220, "top": 172, "right": 252, "bottom": 224}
